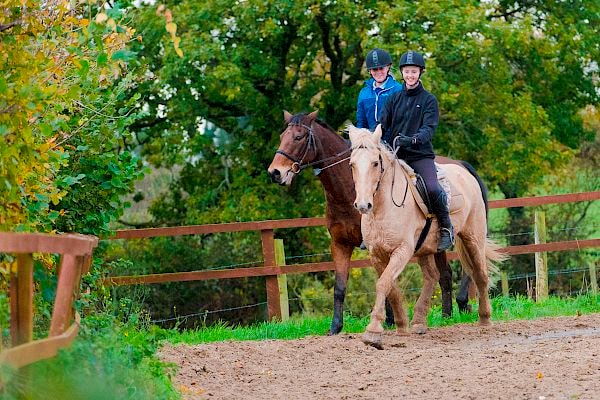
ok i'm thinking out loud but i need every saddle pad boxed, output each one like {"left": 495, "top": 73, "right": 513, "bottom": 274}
{"left": 408, "top": 164, "right": 464, "bottom": 218}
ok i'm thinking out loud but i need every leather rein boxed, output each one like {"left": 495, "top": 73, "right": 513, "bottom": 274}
{"left": 275, "top": 122, "right": 352, "bottom": 176}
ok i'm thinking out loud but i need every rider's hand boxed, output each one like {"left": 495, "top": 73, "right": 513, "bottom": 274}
{"left": 395, "top": 135, "right": 413, "bottom": 148}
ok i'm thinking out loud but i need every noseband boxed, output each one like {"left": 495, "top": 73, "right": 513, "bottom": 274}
{"left": 275, "top": 121, "right": 351, "bottom": 176}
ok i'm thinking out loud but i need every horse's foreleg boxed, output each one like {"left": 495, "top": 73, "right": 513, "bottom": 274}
{"left": 412, "top": 256, "right": 440, "bottom": 334}
{"left": 434, "top": 252, "right": 453, "bottom": 317}
{"left": 373, "top": 259, "right": 409, "bottom": 334}
{"left": 363, "top": 247, "right": 412, "bottom": 349}
{"left": 329, "top": 242, "right": 354, "bottom": 335}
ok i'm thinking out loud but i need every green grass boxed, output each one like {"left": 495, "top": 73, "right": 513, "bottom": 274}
{"left": 164, "top": 293, "right": 600, "bottom": 345}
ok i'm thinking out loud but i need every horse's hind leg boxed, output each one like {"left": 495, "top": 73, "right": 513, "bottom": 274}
{"left": 412, "top": 255, "right": 440, "bottom": 334}
{"left": 329, "top": 241, "right": 354, "bottom": 335}
{"left": 373, "top": 259, "right": 409, "bottom": 334}
{"left": 456, "top": 234, "right": 492, "bottom": 325}
{"left": 456, "top": 272, "right": 473, "bottom": 313}
{"left": 435, "top": 252, "right": 453, "bottom": 317}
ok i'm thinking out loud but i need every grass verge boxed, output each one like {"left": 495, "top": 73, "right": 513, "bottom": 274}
{"left": 164, "top": 293, "right": 600, "bottom": 344}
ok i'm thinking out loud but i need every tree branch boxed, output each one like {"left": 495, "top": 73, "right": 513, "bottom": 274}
{"left": 0, "top": 19, "right": 22, "bottom": 33}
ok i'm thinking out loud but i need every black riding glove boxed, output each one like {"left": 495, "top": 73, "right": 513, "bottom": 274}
{"left": 394, "top": 135, "right": 413, "bottom": 148}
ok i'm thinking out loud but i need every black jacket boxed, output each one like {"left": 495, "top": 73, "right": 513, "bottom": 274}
{"left": 379, "top": 82, "right": 439, "bottom": 162}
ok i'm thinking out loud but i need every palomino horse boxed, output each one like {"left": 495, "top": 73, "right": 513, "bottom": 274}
{"left": 268, "top": 110, "right": 474, "bottom": 335}
{"left": 348, "top": 124, "right": 507, "bottom": 349}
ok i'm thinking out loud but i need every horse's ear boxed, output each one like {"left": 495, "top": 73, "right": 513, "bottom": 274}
{"left": 346, "top": 124, "right": 358, "bottom": 144}
{"left": 373, "top": 124, "right": 383, "bottom": 142}
{"left": 283, "top": 110, "right": 293, "bottom": 123}
{"left": 307, "top": 110, "right": 319, "bottom": 121}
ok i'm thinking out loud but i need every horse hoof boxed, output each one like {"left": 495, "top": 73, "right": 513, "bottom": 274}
{"left": 395, "top": 326, "right": 409, "bottom": 335}
{"left": 362, "top": 332, "right": 384, "bottom": 350}
{"left": 411, "top": 324, "right": 427, "bottom": 335}
{"left": 479, "top": 319, "right": 492, "bottom": 326}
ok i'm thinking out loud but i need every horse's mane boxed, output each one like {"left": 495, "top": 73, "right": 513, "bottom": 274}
{"left": 289, "top": 112, "right": 338, "bottom": 135}
{"left": 349, "top": 127, "right": 415, "bottom": 176}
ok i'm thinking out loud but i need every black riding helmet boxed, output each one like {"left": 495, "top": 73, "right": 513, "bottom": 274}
{"left": 366, "top": 48, "right": 392, "bottom": 70}
{"left": 399, "top": 50, "right": 426, "bottom": 69}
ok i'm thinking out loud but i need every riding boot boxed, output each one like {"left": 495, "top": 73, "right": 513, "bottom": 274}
{"left": 432, "top": 191, "right": 455, "bottom": 252}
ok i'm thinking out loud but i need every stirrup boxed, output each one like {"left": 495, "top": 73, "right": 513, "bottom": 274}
{"left": 437, "top": 227, "right": 455, "bottom": 252}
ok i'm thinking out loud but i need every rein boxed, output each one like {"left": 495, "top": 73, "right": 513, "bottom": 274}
{"left": 391, "top": 158, "right": 410, "bottom": 208}
{"left": 275, "top": 122, "right": 352, "bottom": 176}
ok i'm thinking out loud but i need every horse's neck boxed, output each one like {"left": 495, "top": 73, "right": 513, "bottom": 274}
{"left": 313, "top": 127, "right": 355, "bottom": 207}
{"left": 375, "top": 155, "right": 412, "bottom": 211}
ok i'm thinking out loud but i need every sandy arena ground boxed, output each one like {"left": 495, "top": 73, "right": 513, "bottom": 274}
{"left": 159, "top": 313, "right": 600, "bottom": 400}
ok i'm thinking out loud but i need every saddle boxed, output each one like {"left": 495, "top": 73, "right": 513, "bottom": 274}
{"left": 403, "top": 163, "right": 464, "bottom": 252}
{"left": 407, "top": 164, "right": 464, "bottom": 218}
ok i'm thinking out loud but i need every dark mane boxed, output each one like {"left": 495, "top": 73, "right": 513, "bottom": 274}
{"left": 289, "top": 112, "right": 338, "bottom": 134}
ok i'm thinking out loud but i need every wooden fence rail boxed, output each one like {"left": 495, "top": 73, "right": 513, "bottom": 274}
{"left": 103, "top": 191, "right": 600, "bottom": 320}
{"left": 0, "top": 233, "right": 98, "bottom": 371}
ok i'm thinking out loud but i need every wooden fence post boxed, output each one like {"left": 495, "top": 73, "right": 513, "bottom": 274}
{"left": 590, "top": 261, "right": 598, "bottom": 295}
{"left": 274, "top": 239, "right": 289, "bottom": 321}
{"left": 501, "top": 271, "right": 509, "bottom": 297}
{"left": 261, "top": 229, "right": 282, "bottom": 321}
{"left": 534, "top": 211, "right": 548, "bottom": 301}
{"left": 12, "top": 254, "right": 34, "bottom": 346}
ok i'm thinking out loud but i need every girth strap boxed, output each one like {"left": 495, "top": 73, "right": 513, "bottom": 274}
{"left": 415, "top": 216, "right": 433, "bottom": 252}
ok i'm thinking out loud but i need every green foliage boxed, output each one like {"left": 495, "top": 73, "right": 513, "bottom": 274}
{"left": 0, "top": 1, "right": 149, "bottom": 232}
{"left": 0, "top": 312, "right": 179, "bottom": 400}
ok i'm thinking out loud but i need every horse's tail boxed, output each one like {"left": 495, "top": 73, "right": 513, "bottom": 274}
{"left": 455, "top": 237, "right": 508, "bottom": 289}
{"left": 459, "top": 160, "right": 488, "bottom": 221}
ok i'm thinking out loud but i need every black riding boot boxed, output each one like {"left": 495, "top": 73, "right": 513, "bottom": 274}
{"left": 432, "top": 191, "right": 455, "bottom": 252}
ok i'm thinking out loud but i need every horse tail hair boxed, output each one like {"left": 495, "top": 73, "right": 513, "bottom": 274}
{"left": 459, "top": 160, "right": 489, "bottom": 221}
{"left": 455, "top": 236, "right": 508, "bottom": 289}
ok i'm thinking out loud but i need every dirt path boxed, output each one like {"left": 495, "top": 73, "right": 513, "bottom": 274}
{"left": 159, "top": 313, "right": 600, "bottom": 399}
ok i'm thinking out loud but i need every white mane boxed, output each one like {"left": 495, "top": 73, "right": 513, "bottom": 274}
{"left": 347, "top": 124, "right": 415, "bottom": 177}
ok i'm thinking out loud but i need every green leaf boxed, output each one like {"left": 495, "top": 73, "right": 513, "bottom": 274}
{"left": 97, "top": 52, "right": 108, "bottom": 66}
{"left": 111, "top": 49, "right": 136, "bottom": 62}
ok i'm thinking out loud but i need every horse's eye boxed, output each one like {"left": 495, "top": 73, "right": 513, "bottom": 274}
{"left": 294, "top": 135, "right": 303, "bottom": 141}
{"left": 372, "top": 161, "right": 379, "bottom": 168}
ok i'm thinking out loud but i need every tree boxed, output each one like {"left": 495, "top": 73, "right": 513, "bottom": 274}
{"left": 111, "top": 0, "right": 598, "bottom": 321}
{"left": 0, "top": 1, "right": 147, "bottom": 234}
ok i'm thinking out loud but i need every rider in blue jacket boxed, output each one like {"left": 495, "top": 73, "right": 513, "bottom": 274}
{"left": 356, "top": 48, "right": 402, "bottom": 131}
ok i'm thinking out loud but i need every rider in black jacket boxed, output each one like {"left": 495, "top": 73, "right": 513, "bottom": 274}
{"left": 379, "top": 50, "right": 454, "bottom": 252}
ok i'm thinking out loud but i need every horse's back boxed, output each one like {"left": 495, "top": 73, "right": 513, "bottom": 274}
{"left": 442, "top": 164, "right": 486, "bottom": 217}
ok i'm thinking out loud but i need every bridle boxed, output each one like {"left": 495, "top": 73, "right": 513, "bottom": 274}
{"left": 352, "top": 143, "right": 409, "bottom": 208}
{"left": 275, "top": 121, "right": 352, "bottom": 176}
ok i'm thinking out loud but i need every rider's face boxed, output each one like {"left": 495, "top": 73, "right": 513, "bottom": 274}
{"left": 401, "top": 66, "right": 421, "bottom": 88}
{"left": 369, "top": 65, "right": 390, "bottom": 84}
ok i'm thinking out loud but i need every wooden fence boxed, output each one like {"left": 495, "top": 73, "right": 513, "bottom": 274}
{"left": 0, "top": 233, "right": 98, "bottom": 372}
{"left": 103, "top": 191, "right": 600, "bottom": 320}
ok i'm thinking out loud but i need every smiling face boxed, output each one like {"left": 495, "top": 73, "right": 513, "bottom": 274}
{"left": 369, "top": 65, "right": 391, "bottom": 86}
{"left": 401, "top": 65, "right": 421, "bottom": 88}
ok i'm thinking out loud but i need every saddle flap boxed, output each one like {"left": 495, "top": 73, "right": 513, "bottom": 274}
{"left": 409, "top": 165, "right": 464, "bottom": 217}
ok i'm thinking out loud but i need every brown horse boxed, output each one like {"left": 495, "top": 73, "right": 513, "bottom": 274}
{"left": 348, "top": 124, "right": 507, "bottom": 348}
{"left": 268, "top": 111, "right": 474, "bottom": 334}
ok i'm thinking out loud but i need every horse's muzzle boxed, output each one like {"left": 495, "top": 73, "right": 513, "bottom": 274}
{"left": 268, "top": 168, "right": 290, "bottom": 186}
{"left": 354, "top": 201, "right": 373, "bottom": 214}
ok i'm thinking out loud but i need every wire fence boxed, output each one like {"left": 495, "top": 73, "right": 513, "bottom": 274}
{"left": 148, "top": 264, "right": 599, "bottom": 324}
